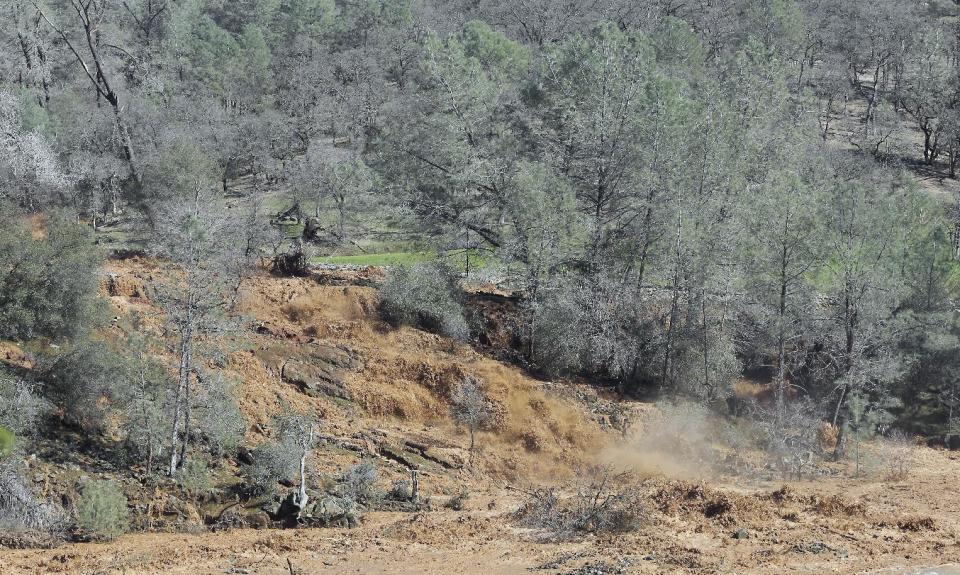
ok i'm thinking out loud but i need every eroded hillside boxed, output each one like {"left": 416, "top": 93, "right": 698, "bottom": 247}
{"left": 3, "top": 259, "right": 960, "bottom": 574}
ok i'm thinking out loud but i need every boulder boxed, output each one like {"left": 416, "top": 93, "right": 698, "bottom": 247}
{"left": 281, "top": 359, "right": 352, "bottom": 400}
{"left": 280, "top": 344, "right": 359, "bottom": 400}
{"left": 308, "top": 495, "right": 361, "bottom": 528}
{"left": 422, "top": 447, "right": 465, "bottom": 470}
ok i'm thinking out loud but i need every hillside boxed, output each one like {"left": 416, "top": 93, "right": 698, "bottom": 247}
{"left": 3, "top": 1, "right": 960, "bottom": 573}
{"left": 1, "top": 259, "right": 959, "bottom": 574}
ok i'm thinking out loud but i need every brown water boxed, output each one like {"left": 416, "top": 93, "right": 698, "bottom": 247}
{"left": 908, "top": 568, "right": 960, "bottom": 575}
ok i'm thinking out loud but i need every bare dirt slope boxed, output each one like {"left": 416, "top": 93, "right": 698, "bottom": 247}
{"left": 3, "top": 260, "right": 960, "bottom": 574}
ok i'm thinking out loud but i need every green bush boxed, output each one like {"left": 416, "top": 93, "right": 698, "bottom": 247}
{"left": 0, "top": 427, "right": 13, "bottom": 459}
{"left": 178, "top": 459, "right": 215, "bottom": 500}
{"left": 379, "top": 263, "right": 468, "bottom": 340}
{"left": 0, "top": 208, "right": 103, "bottom": 340}
{"left": 75, "top": 480, "right": 128, "bottom": 541}
{"left": 38, "top": 340, "right": 127, "bottom": 432}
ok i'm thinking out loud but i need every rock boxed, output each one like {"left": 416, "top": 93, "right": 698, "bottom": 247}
{"left": 236, "top": 447, "right": 255, "bottom": 466}
{"left": 422, "top": 447, "right": 465, "bottom": 469}
{"left": 308, "top": 345, "right": 358, "bottom": 369}
{"left": 379, "top": 445, "right": 431, "bottom": 470}
{"left": 731, "top": 528, "right": 749, "bottom": 540}
{"left": 248, "top": 511, "right": 272, "bottom": 529}
{"left": 261, "top": 498, "right": 282, "bottom": 518}
{"left": 792, "top": 540, "right": 829, "bottom": 554}
{"left": 277, "top": 493, "right": 304, "bottom": 522}
{"left": 281, "top": 358, "right": 353, "bottom": 400}
{"left": 307, "top": 496, "right": 361, "bottom": 528}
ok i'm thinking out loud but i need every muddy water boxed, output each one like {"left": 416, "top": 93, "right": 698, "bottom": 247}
{"left": 907, "top": 568, "right": 960, "bottom": 575}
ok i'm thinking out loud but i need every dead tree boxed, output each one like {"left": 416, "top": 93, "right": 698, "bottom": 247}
{"left": 34, "top": 0, "right": 140, "bottom": 184}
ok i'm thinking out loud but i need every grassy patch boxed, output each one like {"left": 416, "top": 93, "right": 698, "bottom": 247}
{"left": 312, "top": 249, "right": 494, "bottom": 271}
{"left": 312, "top": 251, "right": 437, "bottom": 266}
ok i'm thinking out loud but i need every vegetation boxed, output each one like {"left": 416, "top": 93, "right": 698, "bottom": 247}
{"left": 379, "top": 263, "right": 469, "bottom": 339}
{"left": 74, "top": 481, "right": 128, "bottom": 541}
{"left": 0, "top": 209, "right": 102, "bottom": 340}
{"left": 0, "top": 0, "right": 960, "bottom": 552}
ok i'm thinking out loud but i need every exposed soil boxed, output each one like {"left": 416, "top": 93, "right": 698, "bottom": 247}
{"left": 3, "top": 260, "right": 960, "bottom": 574}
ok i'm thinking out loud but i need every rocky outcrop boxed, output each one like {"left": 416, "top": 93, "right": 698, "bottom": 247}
{"left": 280, "top": 344, "right": 360, "bottom": 400}
{"left": 271, "top": 492, "right": 362, "bottom": 528}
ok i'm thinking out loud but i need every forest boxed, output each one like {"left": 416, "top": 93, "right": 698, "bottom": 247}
{"left": 1, "top": 1, "right": 960, "bottom": 573}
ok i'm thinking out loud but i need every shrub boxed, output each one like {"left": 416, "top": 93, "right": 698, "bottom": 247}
{"left": 0, "top": 377, "right": 47, "bottom": 464}
{"left": 0, "top": 461, "right": 66, "bottom": 533}
{"left": 0, "top": 209, "right": 103, "bottom": 340}
{"left": 0, "top": 376, "right": 46, "bottom": 441}
{"left": 528, "top": 274, "right": 655, "bottom": 385}
{"left": 178, "top": 459, "right": 215, "bottom": 500}
{"left": 38, "top": 340, "right": 127, "bottom": 432}
{"left": 75, "top": 480, "right": 128, "bottom": 541}
{"left": 379, "top": 263, "right": 468, "bottom": 340}
{"left": 246, "top": 439, "right": 297, "bottom": 496}
{"left": 450, "top": 376, "right": 491, "bottom": 454}
{"left": 515, "top": 468, "right": 643, "bottom": 538}
{"left": 193, "top": 374, "right": 245, "bottom": 457}
{"left": 0, "top": 427, "right": 13, "bottom": 459}
{"left": 244, "top": 414, "right": 317, "bottom": 496}
{"left": 337, "top": 461, "right": 380, "bottom": 505}
{"left": 883, "top": 429, "right": 915, "bottom": 480}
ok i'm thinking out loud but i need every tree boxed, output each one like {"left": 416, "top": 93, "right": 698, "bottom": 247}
{"left": 247, "top": 411, "right": 318, "bottom": 509}
{"left": 814, "top": 156, "right": 923, "bottom": 451}
{"left": 294, "top": 143, "right": 374, "bottom": 241}
{"left": 899, "top": 27, "right": 954, "bottom": 165}
{"left": 117, "top": 320, "right": 171, "bottom": 475}
{"left": 740, "top": 137, "right": 825, "bottom": 416}
{"left": 528, "top": 24, "right": 656, "bottom": 261}
{"left": 845, "top": 391, "right": 896, "bottom": 476}
{"left": 373, "top": 22, "right": 525, "bottom": 251}
{"left": 450, "top": 375, "right": 491, "bottom": 458}
{"left": 33, "top": 0, "right": 141, "bottom": 184}
{"left": 0, "top": 91, "right": 68, "bottom": 209}
{"left": 151, "top": 187, "right": 248, "bottom": 475}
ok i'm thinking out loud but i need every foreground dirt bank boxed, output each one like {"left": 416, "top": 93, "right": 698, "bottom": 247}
{"left": 5, "top": 459, "right": 960, "bottom": 575}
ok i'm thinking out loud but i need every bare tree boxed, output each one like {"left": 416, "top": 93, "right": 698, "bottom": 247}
{"left": 284, "top": 415, "right": 316, "bottom": 515}
{"left": 33, "top": 0, "right": 140, "bottom": 184}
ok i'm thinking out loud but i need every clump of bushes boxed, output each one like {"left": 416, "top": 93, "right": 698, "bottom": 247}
{"left": 0, "top": 461, "right": 66, "bottom": 535}
{"left": 75, "top": 480, "right": 128, "bottom": 541}
{"left": 0, "top": 209, "right": 103, "bottom": 340}
{"left": 515, "top": 468, "right": 643, "bottom": 538}
{"left": 378, "top": 262, "right": 469, "bottom": 340}
{"left": 337, "top": 461, "right": 381, "bottom": 505}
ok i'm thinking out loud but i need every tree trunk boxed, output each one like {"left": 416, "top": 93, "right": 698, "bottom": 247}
{"left": 168, "top": 316, "right": 193, "bottom": 475}
{"left": 661, "top": 205, "right": 683, "bottom": 392}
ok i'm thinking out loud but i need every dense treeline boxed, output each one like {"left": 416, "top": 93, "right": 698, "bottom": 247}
{"left": 1, "top": 0, "right": 960, "bottom": 486}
